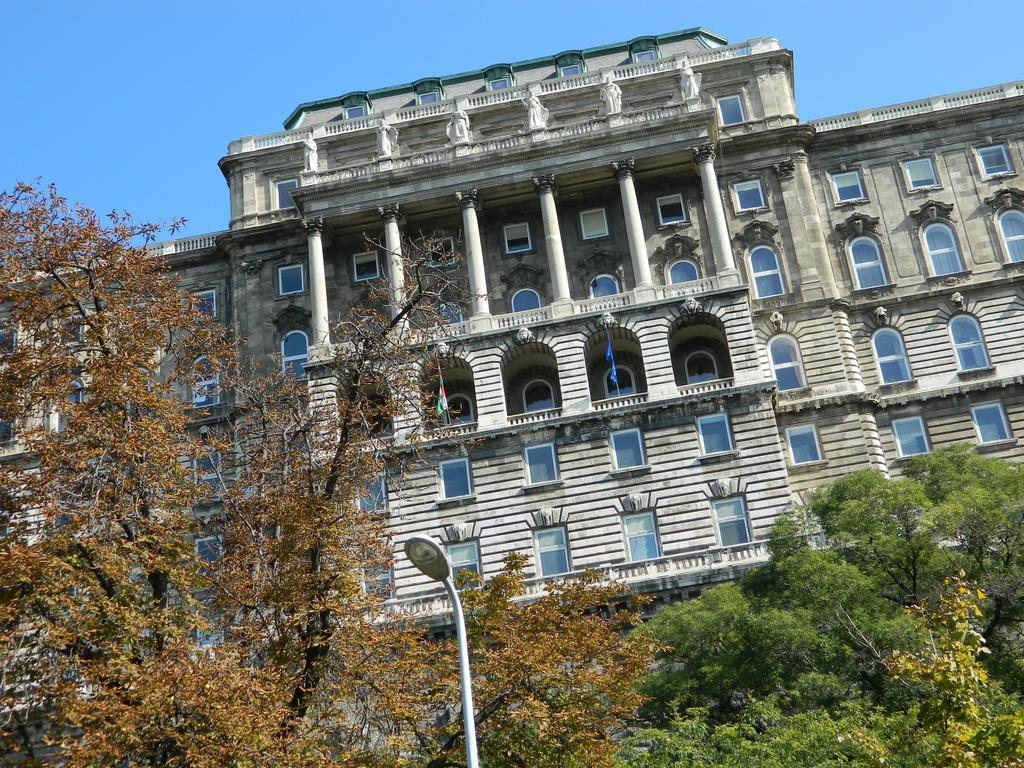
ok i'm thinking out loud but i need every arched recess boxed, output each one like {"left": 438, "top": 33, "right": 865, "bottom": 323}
{"left": 668, "top": 311, "right": 732, "bottom": 388}
{"left": 424, "top": 356, "right": 477, "bottom": 425}
{"left": 501, "top": 341, "right": 562, "bottom": 416}
{"left": 583, "top": 325, "right": 646, "bottom": 401}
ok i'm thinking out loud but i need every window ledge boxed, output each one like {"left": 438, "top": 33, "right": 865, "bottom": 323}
{"left": 907, "top": 184, "right": 943, "bottom": 195}
{"left": 697, "top": 449, "right": 739, "bottom": 464}
{"left": 609, "top": 464, "right": 652, "bottom": 478}
{"left": 892, "top": 452, "right": 929, "bottom": 465}
{"left": 852, "top": 282, "right": 898, "bottom": 296}
{"left": 877, "top": 379, "right": 919, "bottom": 394}
{"left": 982, "top": 171, "right": 1017, "bottom": 182}
{"left": 956, "top": 366, "right": 996, "bottom": 381}
{"left": 523, "top": 479, "right": 564, "bottom": 494}
{"left": 788, "top": 459, "right": 829, "bottom": 473}
{"left": 835, "top": 197, "right": 869, "bottom": 208}
{"left": 656, "top": 220, "right": 691, "bottom": 230}
{"left": 436, "top": 494, "right": 476, "bottom": 509}
{"left": 1002, "top": 259, "right": 1024, "bottom": 270}
{"left": 777, "top": 386, "right": 812, "bottom": 401}
{"left": 975, "top": 438, "right": 1018, "bottom": 453}
{"left": 926, "top": 269, "right": 971, "bottom": 284}
{"left": 736, "top": 206, "right": 770, "bottom": 217}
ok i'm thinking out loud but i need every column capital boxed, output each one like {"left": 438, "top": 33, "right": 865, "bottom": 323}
{"left": 611, "top": 158, "right": 635, "bottom": 180}
{"left": 694, "top": 143, "right": 716, "bottom": 164}
{"left": 378, "top": 203, "right": 401, "bottom": 222}
{"left": 532, "top": 174, "right": 557, "bottom": 193}
{"left": 303, "top": 217, "right": 324, "bottom": 235}
{"left": 455, "top": 189, "right": 479, "bottom": 210}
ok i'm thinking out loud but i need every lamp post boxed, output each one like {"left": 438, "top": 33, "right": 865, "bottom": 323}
{"left": 403, "top": 535, "right": 480, "bottom": 768}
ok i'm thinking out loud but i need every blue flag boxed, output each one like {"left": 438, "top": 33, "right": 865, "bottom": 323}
{"left": 605, "top": 328, "right": 618, "bottom": 392}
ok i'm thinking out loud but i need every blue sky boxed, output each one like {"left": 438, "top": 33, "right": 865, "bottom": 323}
{"left": 2, "top": 1, "right": 1019, "bottom": 239}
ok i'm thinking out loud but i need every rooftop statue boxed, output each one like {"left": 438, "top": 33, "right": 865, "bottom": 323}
{"left": 525, "top": 93, "right": 550, "bottom": 131}
{"left": 599, "top": 74, "right": 623, "bottom": 116}
{"left": 447, "top": 108, "right": 471, "bottom": 145}
{"left": 302, "top": 134, "right": 319, "bottom": 173}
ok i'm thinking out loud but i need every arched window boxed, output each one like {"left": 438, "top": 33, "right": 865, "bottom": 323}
{"left": 749, "top": 246, "right": 784, "bottom": 298}
{"left": 192, "top": 358, "right": 219, "bottom": 407}
{"left": 281, "top": 330, "right": 309, "bottom": 379}
{"left": 668, "top": 259, "right": 700, "bottom": 284}
{"left": 998, "top": 210, "right": 1024, "bottom": 263}
{"left": 923, "top": 223, "right": 963, "bottom": 276}
{"left": 768, "top": 336, "right": 804, "bottom": 391}
{"left": 949, "top": 315, "right": 989, "bottom": 371}
{"left": 440, "top": 303, "right": 463, "bottom": 324}
{"left": 589, "top": 274, "right": 620, "bottom": 298}
{"left": 604, "top": 364, "right": 636, "bottom": 398}
{"left": 447, "top": 394, "right": 474, "bottom": 424}
{"left": 523, "top": 379, "right": 555, "bottom": 412}
{"left": 511, "top": 288, "right": 541, "bottom": 313}
{"left": 684, "top": 351, "right": 719, "bottom": 384}
{"left": 67, "top": 379, "right": 84, "bottom": 405}
{"left": 849, "top": 237, "right": 886, "bottom": 289}
{"left": 872, "top": 329, "right": 912, "bottom": 384}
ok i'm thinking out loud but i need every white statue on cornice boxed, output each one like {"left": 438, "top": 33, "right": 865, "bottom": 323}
{"left": 599, "top": 73, "right": 622, "bottom": 117}
{"left": 679, "top": 58, "right": 702, "bottom": 105}
{"left": 377, "top": 121, "right": 398, "bottom": 159}
{"left": 302, "top": 133, "right": 319, "bottom": 173}
{"left": 446, "top": 108, "right": 471, "bottom": 145}
{"left": 525, "top": 93, "right": 550, "bottom": 131}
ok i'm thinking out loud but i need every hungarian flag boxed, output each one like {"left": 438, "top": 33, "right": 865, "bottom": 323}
{"left": 436, "top": 380, "right": 449, "bottom": 417}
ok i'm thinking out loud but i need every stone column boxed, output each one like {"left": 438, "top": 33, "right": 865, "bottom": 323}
{"left": 694, "top": 144, "right": 738, "bottom": 281}
{"left": 790, "top": 152, "right": 839, "bottom": 298}
{"left": 830, "top": 300, "right": 863, "bottom": 391}
{"left": 612, "top": 159, "right": 655, "bottom": 300}
{"left": 455, "top": 189, "right": 491, "bottom": 326}
{"left": 304, "top": 218, "right": 331, "bottom": 347}
{"left": 378, "top": 204, "right": 405, "bottom": 319}
{"left": 532, "top": 174, "right": 573, "bottom": 316}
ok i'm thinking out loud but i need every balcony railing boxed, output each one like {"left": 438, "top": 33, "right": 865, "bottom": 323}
{"left": 592, "top": 392, "right": 648, "bottom": 410}
{"left": 677, "top": 377, "right": 735, "bottom": 398}
{"left": 574, "top": 292, "right": 632, "bottom": 314}
{"left": 507, "top": 407, "right": 561, "bottom": 426}
{"left": 494, "top": 306, "right": 553, "bottom": 329}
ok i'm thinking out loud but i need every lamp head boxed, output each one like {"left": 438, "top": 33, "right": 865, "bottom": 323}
{"left": 404, "top": 535, "right": 451, "bottom": 582}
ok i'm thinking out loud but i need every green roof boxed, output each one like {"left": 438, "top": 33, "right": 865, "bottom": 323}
{"left": 282, "top": 26, "right": 727, "bottom": 129}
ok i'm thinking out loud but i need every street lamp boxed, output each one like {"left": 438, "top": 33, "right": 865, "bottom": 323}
{"left": 404, "top": 535, "right": 480, "bottom": 768}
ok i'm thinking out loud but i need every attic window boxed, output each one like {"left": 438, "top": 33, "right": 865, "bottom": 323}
{"left": 338, "top": 92, "right": 371, "bottom": 120}
{"left": 484, "top": 65, "right": 514, "bottom": 91}
{"left": 554, "top": 51, "right": 585, "bottom": 78}
{"left": 628, "top": 37, "right": 660, "bottom": 63}
{"left": 414, "top": 78, "right": 445, "bottom": 105}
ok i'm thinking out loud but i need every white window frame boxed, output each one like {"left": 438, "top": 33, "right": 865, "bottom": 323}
{"left": 711, "top": 497, "right": 751, "bottom": 547}
{"left": 579, "top": 207, "right": 609, "bottom": 240}
{"left": 656, "top": 193, "right": 688, "bottom": 226}
{"left": 487, "top": 77, "right": 510, "bottom": 91}
{"left": 749, "top": 246, "right": 785, "bottom": 298}
{"left": 976, "top": 144, "right": 1012, "bottom": 177}
{"left": 510, "top": 288, "right": 542, "bottom": 313}
{"left": 684, "top": 350, "right": 719, "bottom": 384}
{"left": 922, "top": 222, "right": 964, "bottom": 276}
{"left": 716, "top": 94, "right": 745, "bottom": 126}
{"left": 609, "top": 428, "right": 646, "bottom": 470}
{"left": 872, "top": 328, "right": 913, "bottom": 384}
{"left": 668, "top": 258, "right": 700, "bottom": 284}
{"left": 344, "top": 105, "right": 367, "bottom": 119}
{"left": 902, "top": 157, "right": 938, "bottom": 189}
{"left": 439, "top": 458, "right": 473, "bottom": 499}
{"left": 892, "top": 416, "right": 930, "bottom": 457}
{"left": 997, "top": 209, "right": 1024, "bottom": 263}
{"left": 195, "top": 534, "right": 223, "bottom": 563}
{"left": 281, "top": 330, "right": 309, "bottom": 378}
{"left": 848, "top": 236, "right": 887, "bottom": 289}
{"left": 948, "top": 315, "right": 989, "bottom": 371}
{"left": 522, "top": 378, "right": 555, "bottom": 413}
{"left": 352, "top": 251, "right": 380, "bottom": 282}
{"left": 192, "top": 358, "right": 220, "bottom": 408}
{"left": 830, "top": 170, "right": 866, "bottom": 204}
{"left": 768, "top": 335, "right": 805, "bottom": 391}
{"left": 195, "top": 289, "right": 217, "bottom": 318}
{"left": 503, "top": 222, "right": 532, "bottom": 254}
{"left": 417, "top": 90, "right": 440, "bottom": 105}
{"left": 970, "top": 402, "right": 1012, "bottom": 444}
{"left": 534, "top": 526, "right": 571, "bottom": 577}
{"left": 524, "top": 443, "right": 559, "bottom": 485}
{"left": 447, "top": 540, "right": 482, "bottom": 581}
{"left": 274, "top": 178, "right": 298, "bottom": 210}
{"left": 731, "top": 179, "right": 765, "bottom": 212}
{"left": 439, "top": 302, "right": 464, "bottom": 325}
{"left": 785, "top": 424, "right": 823, "bottom": 465}
{"left": 358, "top": 476, "right": 388, "bottom": 513}
{"left": 622, "top": 511, "right": 660, "bottom": 562}
{"left": 603, "top": 362, "right": 636, "bottom": 398}
{"left": 425, "top": 236, "right": 456, "bottom": 266}
{"left": 277, "top": 264, "right": 305, "bottom": 296}
{"left": 632, "top": 49, "right": 658, "bottom": 63}
{"left": 696, "top": 413, "right": 734, "bottom": 455}
{"left": 559, "top": 63, "right": 582, "bottom": 77}
{"left": 588, "top": 274, "right": 621, "bottom": 298}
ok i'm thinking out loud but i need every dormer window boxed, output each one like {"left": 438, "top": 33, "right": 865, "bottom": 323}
{"left": 337, "top": 92, "right": 371, "bottom": 120}
{"left": 414, "top": 78, "right": 445, "bottom": 105}
{"left": 628, "top": 37, "right": 660, "bottom": 63}
{"left": 484, "top": 65, "right": 514, "bottom": 91}
{"left": 418, "top": 91, "right": 439, "bottom": 104}
{"left": 554, "top": 51, "right": 585, "bottom": 78}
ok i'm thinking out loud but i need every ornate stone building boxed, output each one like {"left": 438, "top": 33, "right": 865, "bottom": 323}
{"left": 152, "top": 27, "right": 1024, "bottom": 614}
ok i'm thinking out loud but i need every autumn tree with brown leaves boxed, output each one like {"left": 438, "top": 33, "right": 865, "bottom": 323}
{"left": 0, "top": 183, "right": 655, "bottom": 767}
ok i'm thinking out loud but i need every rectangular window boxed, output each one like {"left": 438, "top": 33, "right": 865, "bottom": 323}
{"left": 192, "top": 373, "right": 219, "bottom": 408}
{"left": 439, "top": 458, "right": 472, "bottom": 499}
{"left": 195, "top": 535, "right": 223, "bottom": 562}
{"left": 425, "top": 236, "right": 456, "bottom": 266}
{"left": 904, "top": 157, "right": 938, "bottom": 189}
{"left": 488, "top": 77, "right": 510, "bottom": 91}
{"left": 977, "top": 145, "right": 1012, "bottom": 176}
{"left": 344, "top": 105, "right": 366, "bottom": 119}
{"left": 0, "top": 329, "right": 15, "bottom": 355}
{"left": 535, "top": 527, "right": 570, "bottom": 576}
{"left": 831, "top": 171, "right": 865, "bottom": 203}
{"left": 364, "top": 566, "right": 394, "bottom": 599}
{"left": 352, "top": 251, "right": 380, "bottom": 282}
{"left": 711, "top": 498, "right": 751, "bottom": 546}
{"left": 610, "top": 429, "right": 646, "bottom": 470}
{"left": 656, "top": 194, "right": 687, "bottom": 225}
{"left": 623, "top": 511, "right": 659, "bottom": 562}
{"left": 195, "top": 451, "right": 221, "bottom": 482}
{"left": 503, "top": 222, "right": 532, "bottom": 254}
{"left": 358, "top": 476, "right": 387, "bottom": 513}
{"left": 447, "top": 541, "right": 481, "bottom": 582}
{"left": 560, "top": 64, "right": 581, "bottom": 77}
{"left": 717, "top": 95, "right": 745, "bottom": 126}
{"left": 277, "top": 264, "right": 304, "bottom": 296}
{"left": 195, "top": 289, "right": 217, "bottom": 318}
{"left": 275, "top": 178, "right": 298, "bottom": 209}
{"left": 786, "top": 424, "right": 822, "bottom": 464}
{"left": 732, "top": 179, "right": 766, "bottom": 211}
{"left": 417, "top": 91, "right": 440, "bottom": 105}
{"left": 579, "top": 208, "right": 609, "bottom": 239}
{"left": 971, "top": 403, "right": 1011, "bottom": 444}
{"left": 892, "top": 416, "right": 929, "bottom": 457}
{"left": 697, "top": 413, "right": 733, "bottom": 455}
{"left": 0, "top": 421, "right": 14, "bottom": 445}
{"left": 633, "top": 50, "right": 657, "bottom": 63}
{"left": 524, "top": 443, "right": 559, "bottom": 485}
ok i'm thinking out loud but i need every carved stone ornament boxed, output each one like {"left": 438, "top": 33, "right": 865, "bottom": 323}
{"left": 600, "top": 312, "right": 617, "bottom": 328}
{"left": 442, "top": 521, "right": 470, "bottom": 543}
{"left": 874, "top": 306, "right": 889, "bottom": 325}
{"left": 514, "top": 327, "right": 535, "bottom": 345}
{"left": 693, "top": 143, "right": 716, "bottom": 164}
{"left": 378, "top": 203, "right": 401, "bottom": 222}
{"left": 909, "top": 199, "right": 955, "bottom": 226}
{"left": 455, "top": 189, "right": 480, "bottom": 210}
{"left": 611, "top": 158, "right": 635, "bottom": 180}
{"left": 620, "top": 492, "right": 653, "bottom": 512}
{"left": 772, "top": 159, "right": 796, "bottom": 180}
{"left": 500, "top": 262, "right": 544, "bottom": 291}
{"left": 950, "top": 291, "right": 966, "bottom": 311}
{"left": 303, "top": 217, "right": 324, "bottom": 235}
{"left": 530, "top": 507, "right": 567, "bottom": 529}
{"left": 983, "top": 187, "right": 1024, "bottom": 213}
{"left": 582, "top": 248, "right": 624, "bottom": 282}
{"left": 682, "top": 297, "right": 703, "bottom": 314}
{"left": 661, "top": 233, "right": 699, "bottom": 258}
{"left": 532, "top": 174, "right": 556, "bottom": 193}
{"left": 769, "top": 311, "right": 784, "bottom": 331}
{"left": 272, "top": 303, "right": 311, "bottom": 330}
{"left": 708, "top": 477, "right": 737, "bottom": 499}
{"left": 434, "top": 341, "right": 451, "bottom": 358}
{"left": 735, "top": 219, "right": 780, "bottom": 247}
{"left": 240, "top": 256, "right": 265, "bottom": 275}
{"left": 835, "top": 212, "right": 880, "bottom": 239}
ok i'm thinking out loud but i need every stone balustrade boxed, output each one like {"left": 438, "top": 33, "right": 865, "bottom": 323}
{"left": 507, "top": 407, "right": 562, "bottom": 426}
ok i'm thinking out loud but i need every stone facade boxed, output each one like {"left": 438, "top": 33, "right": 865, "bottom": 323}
{"left": 152, "top": 28, "right": 1024, "bottom": 614}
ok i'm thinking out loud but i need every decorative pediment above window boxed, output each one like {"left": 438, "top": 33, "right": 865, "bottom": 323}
{"left": 272, "top": 304, "right": 311, "bottom": 329}
{"left": 835, "top": 212, "right": 880, "bottom": 239}
{"left": 707, "top": 477, "right": 738, "bottom": 499}
{"left": 909, "top": 199, "right": 955, "bottom": 226}
{"left": 658, "top": 233, "right": 700, "bottom": 259}
{"left": 440, "top": 521, "right": 480, "bottom": 543}
{"left": 582, "top": 247, "right": 625, "bottom": 282}
{"left": 734, "top": 219, "right": 780, "bottom": 247}
{"left": 619, "top": 492, "right": 654, "bottom": 513}
{"left": 983, "top": 187, "right": 1024, "bottom": 213}
{"left": 529, "top": 507, "right": 569, "bottom": 529}
{"left": 500, "top": 262, "right": 544, "bottom": 292}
